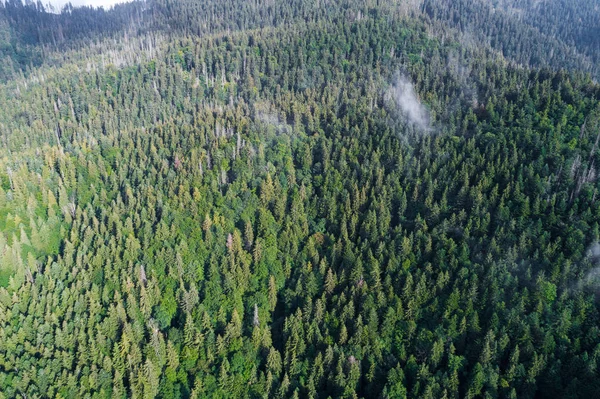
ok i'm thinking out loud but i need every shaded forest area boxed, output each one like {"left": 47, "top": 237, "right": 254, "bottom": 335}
{"left": 1, "top": 0, "right": 600, "bottom": 398}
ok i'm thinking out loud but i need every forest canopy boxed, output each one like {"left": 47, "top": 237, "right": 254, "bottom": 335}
{"left": 1, "top": 0, "right": 600, "bottom": 398}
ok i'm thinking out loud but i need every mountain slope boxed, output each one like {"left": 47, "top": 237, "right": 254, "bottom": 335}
{"left": 1, "top": 1, "right": 600, "bottom": 398}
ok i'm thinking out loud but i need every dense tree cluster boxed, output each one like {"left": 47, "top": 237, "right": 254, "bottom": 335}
{"left": 423, "top": 0, "right": 600, "bottom": 79}
{"left": 1, "top": 0, "right": 600, "bottom": 398}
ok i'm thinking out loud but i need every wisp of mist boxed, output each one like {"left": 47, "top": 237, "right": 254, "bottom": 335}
{"left": 386, "top": 74, "right": 431, "bottom": 133}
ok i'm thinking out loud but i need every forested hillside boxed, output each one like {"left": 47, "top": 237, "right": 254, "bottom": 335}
{"left": 1, "top": 0, "right": 600, "bottom": 398}
{"left": 423, "top": 0, "right": 600, "bottom": 80}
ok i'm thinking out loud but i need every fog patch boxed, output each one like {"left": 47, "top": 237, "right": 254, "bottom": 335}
{"left": 396, "top": 0, "right": 424, "bottom": 16}
{"left": 43, "top": 0, "right": 134, "bottom": 13}
{"left": 584, "top": 242, "right": 600, "bottom": 286}
{"left": 583, "top": 267, "right": 600, "bottom": 289}
{"left": 253, "top": 101, "right": 291, "bottom": 134}
{"left": 447, "top": 50, "right": 479, "bottom": 108}
{"left": 571, "top": 242, "right": 600, "bottom": 293}
{"left": 385, "top": 74, "right": 431, "bottom": 133}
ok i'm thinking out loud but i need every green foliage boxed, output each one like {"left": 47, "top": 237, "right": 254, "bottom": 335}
{"left": 1, "top": 0, "right": 600, "bottom": 398}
